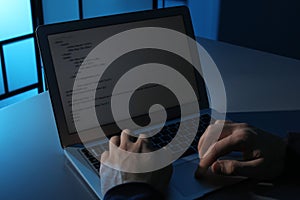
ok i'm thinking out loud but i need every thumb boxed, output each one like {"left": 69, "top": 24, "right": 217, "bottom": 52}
{"left": 211, "top": 159, "right": 263, "bottom": 177}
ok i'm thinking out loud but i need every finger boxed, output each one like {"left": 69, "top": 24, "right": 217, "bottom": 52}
{"left": 110, "top": 136, "right": 120, "bottom": 147}
{"left": 212, "top": 123, "right": 250, "bottom": 144}
{"left": 197, "top": 132, "right": 248, "bottom": 175}
{"left": 198, "top": 123, "right": 248, "bottom": 156}
{"left": 108, "top": 136, "right": 120, "bottom": 156}
{"left": 198, "top": 124, "right": 234, "bottom": 157}
{"left": 211, "top": 158, "right": 264, "bottom": 178}
{"left": 120, "top": 129, "right": 131, "bottom": 150}
{"left": 198, "top": 124, "right": 232, "bottom": 151}
{"left": 136, "top": 134, "right": 151, "bottom": 152}
{"left": 198, "top": 124, "right": 218, "bottom": 153}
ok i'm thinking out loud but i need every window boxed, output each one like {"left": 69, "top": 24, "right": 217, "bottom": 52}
{"left": 157, "top": 0, "right": 187, "bottom": 9}
{"left": 82, "top": 0, "right": 152, "bottom": 19}
{"left": 0, "top": 59, "right": 4, "bottom": 95}
{"left": 0, "top": 0, "right": 43, "bottom": 108}
{"left": 42, "top": 0, "right": 79, "bottom": 24}
{"left": 0, "top": 0, "right": 33, "bottom": 41}
{"left": 4, "top": 38, "right": 38, "bottom": 91}
{"left": 0, "top": 0, "right": 186, "bottom": 108}
{"left": 0, "top": 89, "right": 38, "bottom": 108}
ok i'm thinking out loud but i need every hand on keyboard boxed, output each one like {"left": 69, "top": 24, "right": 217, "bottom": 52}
{"left": 195, "top": 120, "right": 286, "bottom": 180}
{"left": 100, "top": 129, "right": 173, "bottom": 195}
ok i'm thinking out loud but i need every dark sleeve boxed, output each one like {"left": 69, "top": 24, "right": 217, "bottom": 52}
{"left": 103, "top": 182, "right": 165, "bottom": 200}
{"left": 283, "top": 132, "right": 300, "bottom": 178}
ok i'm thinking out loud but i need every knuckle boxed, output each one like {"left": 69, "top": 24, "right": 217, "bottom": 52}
{"left": 110, "top": 136, "right": 119, "bottom": 143}
{"left": 214, "top": 120, "right": 222, "bottom": 124}
{"left": 122, "top": 129, "right": 131, "bottom": 134}
{"left": 233, "top": 129, "right": 250, "bottom": 142}
{"left": 110, "top": 135, "right": 118, "bottom": 140}
{"left": 238, "top": 123, "right": 249, "bottom": 129}
{"left": 121, "top": 131, "right": 128, "bottom": 137}
{"left": 206, "top": 124, "right": 215, "bottom": 132}
{"left": 135, "top": 139, "right": 145, "bottom": 148}
{"left": 234, "top": 131, "right": 246, "bottom": 140}
{"left": 227, "top": 160, "right": 238, "bottom": 175}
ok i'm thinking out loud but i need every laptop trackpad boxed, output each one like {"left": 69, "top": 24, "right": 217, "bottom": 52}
{"left": 170, "top": 159, "right": 245, "bottom": 198}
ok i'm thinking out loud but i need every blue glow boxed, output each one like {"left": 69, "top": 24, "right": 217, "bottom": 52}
{"left": 83, "top": 0, "right": 152, "bottom": 18}
{"left": 4, "top": 38, "right": 38, "bottom": 91}
{"left": 42, "top": 0, "right": 79, "bottom": 24}
{"left": 188, "top": 0, "right": 220, "bottom": 40}
{"left": 0, "top": 58, "right": 4, "bottom": 95}
{"left": 157, "top": 0, "right": 187, "bottom": 9}
{"left": 164, "top": 0, "right": 187, "bottom": 7}
{"left": 0, "top": 0, "right": 33, "bottom": 41}
{"left": 0, "top": 59, "right": 4, "bottom": 95}
{"left": 40, "top": 60, "right": 47, "bottom": 91}
{"left": 0, "top": 88, "right": 37, "bottom": 109}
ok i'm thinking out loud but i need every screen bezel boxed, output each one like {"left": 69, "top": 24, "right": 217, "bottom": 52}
{"left": 36, "top": 6, "right": 209, "bottom": 148}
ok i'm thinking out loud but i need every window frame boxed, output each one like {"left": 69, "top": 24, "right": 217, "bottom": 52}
{"left": 0, "top": 0, "right": 44, "bottom": 101}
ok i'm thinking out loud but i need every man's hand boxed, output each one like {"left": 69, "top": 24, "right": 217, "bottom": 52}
{"left": 195, "top": 120, "right": 286, "bottom": 180}
{"left": 100, "top": 129, "right": 173, "bottom": 195}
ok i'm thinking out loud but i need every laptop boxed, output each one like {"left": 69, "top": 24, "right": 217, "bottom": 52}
{"left": 36, "top": 6, "right": 244, "bottom": 200}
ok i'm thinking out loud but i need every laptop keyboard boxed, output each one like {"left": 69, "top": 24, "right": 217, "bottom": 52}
{"left": 80, "top": 114, "right": 213, "bottom": 172}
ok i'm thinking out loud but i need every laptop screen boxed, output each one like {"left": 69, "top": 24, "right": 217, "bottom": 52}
{"left": 37, "top": 6, "right": 209, "bottom": 147}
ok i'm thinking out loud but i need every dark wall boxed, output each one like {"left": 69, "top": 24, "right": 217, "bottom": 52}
{"left": 218, "top": 0, "right": 300, "bottom": 60}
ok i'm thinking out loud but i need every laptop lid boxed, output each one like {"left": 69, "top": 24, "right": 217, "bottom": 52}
{"left": 36, "top": 6, "right": 209, "bottom": 148}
